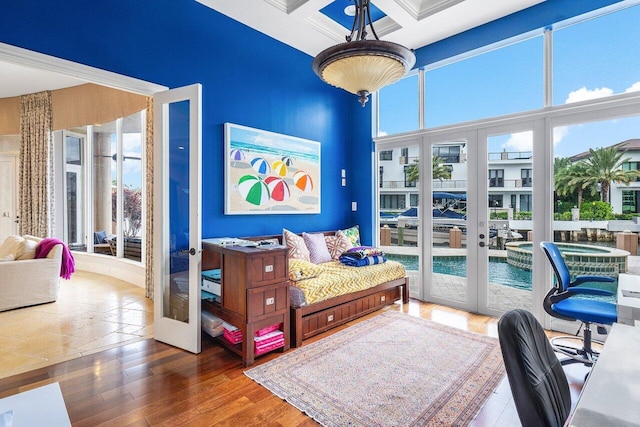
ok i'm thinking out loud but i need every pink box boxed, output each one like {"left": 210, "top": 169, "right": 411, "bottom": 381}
{"left": 255, "top": 323, "right": 282, "bottom": 337}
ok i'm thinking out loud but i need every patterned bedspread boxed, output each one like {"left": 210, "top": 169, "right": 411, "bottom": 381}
{"left": 289, "top": 259, "right": 406, "bottom": 306}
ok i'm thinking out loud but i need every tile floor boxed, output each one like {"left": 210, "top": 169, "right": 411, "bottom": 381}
{"left": 0, "top": 271, "right": 153, "bottom": 379}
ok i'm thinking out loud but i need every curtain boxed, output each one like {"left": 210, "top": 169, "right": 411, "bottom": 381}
{"left": 145, "top": 97, "right": 154, "bottom": 299}
{"left": 19, "top": 91, "right": 54, "bottom": 237}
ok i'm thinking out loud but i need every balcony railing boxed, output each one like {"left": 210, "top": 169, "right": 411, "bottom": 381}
{"left": 381, "top": 178, "right": 533, "bottom": 190}
{"left": 488, "top": 151, "right": 532, "bottom": 161}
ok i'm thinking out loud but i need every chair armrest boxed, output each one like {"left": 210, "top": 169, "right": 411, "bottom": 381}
{"left": 570, "top": 275, "right": 615, "bottom": 287}
{"left": 567, "top": 287, "right": 616, "bottom": 297}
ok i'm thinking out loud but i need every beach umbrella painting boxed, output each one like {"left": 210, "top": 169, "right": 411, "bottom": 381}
{"left": 238, "top": 175, "right": 270, "bottom": 206}
{"left": 293, "top": 171, "right": 313, "bottom": 192}
{"left": 265, "top": 176, "right": 291, "bottom": 202}
{"left": 250, "top": 157, "right": 271, "bottom": 174}
{"left": 230, "top": 149, "right": 245, "bottom": 161}
{"left": 272, "top": 160, "right": 288, "bottom": 177}
{"left": 281, "top": 156, "right": 293, "bottom": 166}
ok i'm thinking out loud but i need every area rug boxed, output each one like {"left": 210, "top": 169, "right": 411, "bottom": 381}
{"left": 245, "top": 311, "right": 505, "bottom": 427}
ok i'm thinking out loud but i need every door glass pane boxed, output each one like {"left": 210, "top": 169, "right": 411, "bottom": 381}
{"left": 431, "top": 141, "right": 467, "bottom": 304}
{"left": 90, "top": 120, "right": 117, "bottom": 255}
{"left": 486, "top": 132, "right": 532, "bottom": 313}
{"left": 122, "top": 112, "right": 144, "bottom": 261}
{"left": 164, "top": 100, "right": 191, "bottom": 323}
{"left": 65, "top": 171, "right": 78, "bottom": 244}
{"left": 64, "top": 134, "right": 84, "bottom": 250}
{"left": 379, "top": 144, "right": 421, "bottom": 296}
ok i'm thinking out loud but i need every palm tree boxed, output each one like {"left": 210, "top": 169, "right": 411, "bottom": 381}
{"left": 406, "top": 155, "right": 451, "bottom": 182}
{"left": 555, "top": 160, "right": 590, "bottom": 209}
{"left": 581, "top": 146, "right": 640, "bottom": 203}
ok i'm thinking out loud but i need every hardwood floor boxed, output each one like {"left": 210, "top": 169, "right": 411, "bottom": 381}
{"left": 0, "top": 299, "right": 588, "bottom": 426}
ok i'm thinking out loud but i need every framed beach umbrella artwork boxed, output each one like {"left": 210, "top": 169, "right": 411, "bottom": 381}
{"left": 224, "top": 123, "right": 321, "bottom": 214}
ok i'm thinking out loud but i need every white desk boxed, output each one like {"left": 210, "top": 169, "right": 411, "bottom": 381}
{"left": 0, "top": 382, "right": 71, "bottom": 426}
{"left": 568, "top": 323, "right": 640, "bottom": 426}
{"left": 617, "top": 273, "right": 640, "bottom": 326}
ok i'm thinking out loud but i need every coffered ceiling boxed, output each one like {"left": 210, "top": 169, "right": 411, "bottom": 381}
{"left": 196, "top": 0, "right": 545, "bottom": 56}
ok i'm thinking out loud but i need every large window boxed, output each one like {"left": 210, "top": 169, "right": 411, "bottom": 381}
{"left": 424, "top": 36, "right": 543, "bottom": 128}
{"left": 61, "top": 110, "right": 145, "bottom": 262}
{"left": 553, "top": 4, "right": 640, "bottom": 106}
{"left": 432, "top": 146, "right": 460, "bottom": 163}
{"left": 489, "top": 169, "right": 504, "bottom": 187}
{"left": 380, "top": 194, "right": 405, "bottom": 210}
{"left": 378, "top": 73, "right": 419, "bottom": 136}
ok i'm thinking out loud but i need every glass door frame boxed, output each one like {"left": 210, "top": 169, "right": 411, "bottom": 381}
{"left": 477, "top": 119, "right": 544, "bottom": 318}
{"left": 423, "top": 130, "right": 479, "bottom": 313}
{"left": 153, "top": 83, "right": 202, "bottom": 354}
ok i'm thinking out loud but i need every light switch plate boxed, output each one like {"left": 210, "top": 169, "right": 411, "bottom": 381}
{"left": 351, "top": 202, "right": 357, "bottom": 211}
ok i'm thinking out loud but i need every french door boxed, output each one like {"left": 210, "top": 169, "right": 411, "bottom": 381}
{"left": 153, "top": 84, "right": 202, "bottom": 353}
{"left": 423, "top": 121, "right": 539, "bottom": 316}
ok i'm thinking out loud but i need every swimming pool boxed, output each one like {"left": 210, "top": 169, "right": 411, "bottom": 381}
{"left": 386, "top": 254, "right": 533, "bottom": 290}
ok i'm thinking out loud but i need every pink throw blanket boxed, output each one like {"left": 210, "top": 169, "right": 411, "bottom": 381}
{"left": 35, "top": 238, "right": 75, "bottom": 280}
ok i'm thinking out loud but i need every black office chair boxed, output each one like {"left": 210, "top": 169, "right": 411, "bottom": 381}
{"left": 540, "top": 241, "right": 617, "bottom": 366}
{"left": 498, "top": 309, "right": 572, "bottom": 427}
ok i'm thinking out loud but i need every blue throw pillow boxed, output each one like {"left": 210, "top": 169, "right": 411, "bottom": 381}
{"left": 94, "top": 230, "right": 107, "bottom": 244}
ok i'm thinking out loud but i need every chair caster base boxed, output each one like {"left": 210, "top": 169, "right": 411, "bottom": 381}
{"left": 550, "top": 335, "right": 604, "bottom": 367}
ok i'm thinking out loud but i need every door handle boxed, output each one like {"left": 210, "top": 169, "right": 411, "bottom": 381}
{"left": 189, "top": 248, "right": 196, "bottom": 255}
{"left": 479, "top": 241, "right": 485, "bottom": 247}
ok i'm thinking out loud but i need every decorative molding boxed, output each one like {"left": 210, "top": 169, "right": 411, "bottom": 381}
{"left": 0, "top": 42, "right": 167, "bottom": 96}
{"left": 396, "top": 0, "right": 465, "bottom": 21}
{"left": 262, "top": 0, "right": 309, "bottom": 14}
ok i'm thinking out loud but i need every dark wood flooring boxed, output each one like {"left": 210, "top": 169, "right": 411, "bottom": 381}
{"left": 0, "top": 300, "right": 589, "bottom": 426}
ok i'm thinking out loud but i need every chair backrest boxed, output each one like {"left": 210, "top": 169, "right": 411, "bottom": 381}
{"left": 498, "top": 309, "right": 571, "bottom": 427}
{"left": 540, "top": 241, "right": 571, "bottom": 291}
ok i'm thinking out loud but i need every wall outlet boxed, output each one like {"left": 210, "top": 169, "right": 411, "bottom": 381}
{"left": 265, "top": 297, "right": 275, "bottom": 305}
{"left": 381, "top": 295, "right": 386, "bottom": 302}
{"left": 351, "top": 202, "right": 357, "bottom": 211}
{"left": 327, "top": 314, "right": 334, "bottom": 322}
{"left": 265, "top": 265, "right": 273, "bottom": 272}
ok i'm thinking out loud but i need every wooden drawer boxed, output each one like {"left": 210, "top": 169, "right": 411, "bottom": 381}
{"left": 247, "top": 253, "right": 287, "bottom": 287}
{"left": 247, "top": 282, "right": 289, "bottom": 322}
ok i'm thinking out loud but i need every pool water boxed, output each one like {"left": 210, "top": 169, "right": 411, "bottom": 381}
{"left": 434, "top": 256, "right": 533, "bottom": 290}
{"left": 387, "top": 253, "right": 617, "bottom": 302}
{"left": 387, "top": 254, "right": 533, "bottom": 290}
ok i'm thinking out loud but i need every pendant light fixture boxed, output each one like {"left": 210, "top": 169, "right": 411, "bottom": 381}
{"left": 312, "top": 0, "right": 416, "bottom": 107}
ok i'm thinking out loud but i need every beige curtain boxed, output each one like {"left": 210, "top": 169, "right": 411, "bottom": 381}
{"left": 145, "top": 97, "right": 154, "bottom": 299}
{"left": 19, "top": 91, "right": 54, "bottom": 237}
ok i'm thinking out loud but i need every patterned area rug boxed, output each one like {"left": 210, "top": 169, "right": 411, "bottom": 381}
{"left": 245, "top": 311, "right": 505, "bottom": 427}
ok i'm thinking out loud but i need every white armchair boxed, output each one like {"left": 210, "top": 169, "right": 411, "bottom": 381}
{"left": 0, "top": 235, "right": 63, "bottom": 312}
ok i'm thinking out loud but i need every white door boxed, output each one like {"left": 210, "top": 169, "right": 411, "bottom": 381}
{"left": 0, "top": 155, "right": 18, "bottom": 242}
{"left": 153, "top": 84, "right": 202, "bottom": 353}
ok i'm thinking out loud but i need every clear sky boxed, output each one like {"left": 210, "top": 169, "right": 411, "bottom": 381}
{"left": 379, "top": 3, "right": 640, "bottom": 160}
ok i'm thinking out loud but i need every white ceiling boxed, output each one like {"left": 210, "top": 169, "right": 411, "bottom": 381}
{"left": 0, "top": 61, "right": 87, "bottom": 98}
{"left": 0, "top": 0, "right": 544, "bottom": 98}
{"left": 197, "top": 0, "right": 545, "bottom": 56}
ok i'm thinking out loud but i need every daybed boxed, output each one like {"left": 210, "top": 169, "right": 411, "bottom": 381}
{"left": 0, "top": 235, "right": 63, "bottom": 312}
{"left": 250, "top": 230, "right": 409, "bottom": 348}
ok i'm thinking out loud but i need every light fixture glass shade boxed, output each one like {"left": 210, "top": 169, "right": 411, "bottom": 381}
{"left": 313, "top": 40, "right": 415, "bottom": 106}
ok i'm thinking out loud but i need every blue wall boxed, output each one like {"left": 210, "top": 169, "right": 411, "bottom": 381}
{"left": 0, "top": 0, "right": 624, "bottom": 246}
{"left": 0, "top": 0, "right": 374, "bottom": 241}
